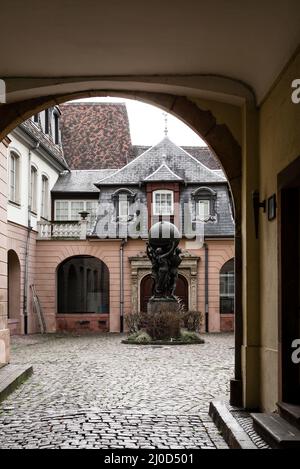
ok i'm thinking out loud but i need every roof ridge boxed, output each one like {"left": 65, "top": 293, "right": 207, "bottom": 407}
{"left": 95, "top": 137, "right": 166, "bottom": 184}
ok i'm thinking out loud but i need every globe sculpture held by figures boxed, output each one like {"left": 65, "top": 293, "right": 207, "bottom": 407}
{"left": 147, "top": 221, "right": 182, "bottom": 300}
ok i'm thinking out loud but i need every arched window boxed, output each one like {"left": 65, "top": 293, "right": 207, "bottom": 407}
{"left": 57, "top": 256, "right": 109, "bottom": 314}
{"left": 41, "top": 175, "right": 49, "bottom": 219}
{"left": 220, "top": 258, "right": 235, "bottom": 315}
{"left": 9, "top": 151, "right": 20, "bottom": 204}
{"left": 112, "top": 188, "right": 136, "bottom": 222}
{"left": 192, "top": 186, "right": 217, "bottom": 222}
{"left": 30, "top": 165, "right": 38, "bottom": 213}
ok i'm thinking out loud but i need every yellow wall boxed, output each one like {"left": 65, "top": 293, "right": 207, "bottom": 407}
{"left": 259, "top": 50, "right": 300, "bottom": 411}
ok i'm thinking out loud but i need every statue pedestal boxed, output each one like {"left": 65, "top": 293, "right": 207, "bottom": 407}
{"left": 147, "top": 298, "right": 179, "bottom": 315}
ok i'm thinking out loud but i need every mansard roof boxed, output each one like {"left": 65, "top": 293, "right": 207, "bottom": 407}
{"left": 96, "top": 137, "right": 226, "bottom": 186}
{"left": 52, "top": 169, "right": 117, "bottom": 193}
{"left": 19, "top": 119, "right": 69, "bottom": 170}
{"left": 132, "top": 144, "right": 221, "bottom": 170}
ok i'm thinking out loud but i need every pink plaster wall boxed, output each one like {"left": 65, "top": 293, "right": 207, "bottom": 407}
{"left": 6, "top": 222, "right": 37, "bottom": 335}
{"left": 35, "top": 240, "right": 122, "bottom": 332}
{"left": 0, "top": 139, "right": 10, "bottom": 363}
{"left": 187, "top": 239, "right": 235, "bottom": 333}
{"left": 35, "top": 238, "right": 234, "bottom": 334}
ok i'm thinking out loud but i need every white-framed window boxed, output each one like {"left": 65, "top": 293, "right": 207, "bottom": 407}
{"left": 196, "top": 199, "right": 210, "bottom": 221}
{"left": 55, "top": 200, "right": 98, "bottom": 227}
{"left": 41, "top": 175, "right": 49, "bottom": 219}
{"left": 30, "top": 165, "right": 38, "bottom": 213}
{"left": 118, "top": 194, "right": 130, "bottom": 222}
{"left": 9, "top": 151, "right": 20, "bottom": 204}
{"left": 153, "top": 190, "right": 174, "bottom": 216}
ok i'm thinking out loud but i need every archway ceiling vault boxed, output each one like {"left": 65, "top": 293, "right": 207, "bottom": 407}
{"left": 1, "top": 0, "right": 299, "bottom": 105}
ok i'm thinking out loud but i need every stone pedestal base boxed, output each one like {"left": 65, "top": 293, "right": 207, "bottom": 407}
{"left": 0, "top": 329, "right": 10, "bottom": 365}
{"left": 147, "top": 299, "right": 179, "bottom": 314}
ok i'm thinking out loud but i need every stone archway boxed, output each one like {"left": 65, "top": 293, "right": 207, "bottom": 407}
{"left": 56, "top": 255, "right": 110, "bottom": 333}
{"left": 130, "top": 251, "right": 200, "bottom": 315}
{"left": 0, "top": 89, "right": 243, "bottom": 406}
{"left": 8, "top": 250, "right": 21, "bottom": 335}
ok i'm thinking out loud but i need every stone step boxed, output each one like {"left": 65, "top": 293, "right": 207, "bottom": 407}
{"left": 251, "top": 413, "right": 300, "bottom": 449}
{"left": 277, "top": 402, "right": 300, "bottom": 430}
{"left": 0, "top": 364, "right": 33, "bottom": 403}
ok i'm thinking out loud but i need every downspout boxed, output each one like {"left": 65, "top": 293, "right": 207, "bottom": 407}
{"left": 204, "top": 242, "right": 209, "bottom": 333}
{"left": 23, "top": 142, "right": 39, "bottom": 335}
{"left": 119, "top": 238, "right": 126, "bottom": 333}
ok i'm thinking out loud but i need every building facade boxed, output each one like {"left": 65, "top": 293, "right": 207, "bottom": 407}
{"left": 37, "top": 130, "right": 235, "bottom": 334}
{"left": 6, "top": 108, "right": 68, "bottom": 337}
{"left": 1, "top": 103, "right": 235, "bottom": 359}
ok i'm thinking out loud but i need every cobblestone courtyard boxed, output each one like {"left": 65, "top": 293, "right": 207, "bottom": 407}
{"left": 0, "top": 333, "right": 234, "bottom": 449}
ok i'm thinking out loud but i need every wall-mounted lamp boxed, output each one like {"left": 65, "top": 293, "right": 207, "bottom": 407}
{"left": 252, "top": 191, "right": 266, "bottom": 239}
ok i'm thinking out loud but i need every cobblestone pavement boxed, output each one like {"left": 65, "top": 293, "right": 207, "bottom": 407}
{"left": 0, "top": 333, "right": 234, "bottom": 449}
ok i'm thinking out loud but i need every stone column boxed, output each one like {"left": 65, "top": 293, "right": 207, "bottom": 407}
{"left": 0, "top": 138, "right": 10, "bottom": 364}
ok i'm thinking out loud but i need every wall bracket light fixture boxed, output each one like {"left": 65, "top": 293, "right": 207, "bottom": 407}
{"left": 252, "top": 191, "right": 266, "bottom": 239}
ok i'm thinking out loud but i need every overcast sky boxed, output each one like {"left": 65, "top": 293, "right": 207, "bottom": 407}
{"left": 72, "top": 97, "right": 207, "bottom": 147}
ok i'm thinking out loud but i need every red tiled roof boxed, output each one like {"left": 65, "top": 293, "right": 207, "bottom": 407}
{"left": 60, "top": 103, "right": 132, "bottom": 169}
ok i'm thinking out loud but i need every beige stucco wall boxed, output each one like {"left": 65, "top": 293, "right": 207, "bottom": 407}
{"left": 0, "top": 140, "right": 9, "bottom": 364}
{"left": 259, "top": 50, "right": 300, "bottom": 412}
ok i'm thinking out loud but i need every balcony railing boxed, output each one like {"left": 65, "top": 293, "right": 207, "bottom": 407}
{"left": 38, "top": 220, "right": 88, "bottom": 240}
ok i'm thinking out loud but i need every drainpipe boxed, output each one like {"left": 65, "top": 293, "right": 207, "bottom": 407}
{"left": 204, "top": 242, "right": 209, "bottom": 333}
{"left": 119, "top": 238, "right": 126, "bottom": 333}
{"left": 23, "top": 142, "right": 39, "bottom": 335}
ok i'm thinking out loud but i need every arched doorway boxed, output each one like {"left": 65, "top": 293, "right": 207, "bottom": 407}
{"left": 57, "top": 256, "right": 109, "bottom": 314}
{"left": 57, "top": 255, "right": 109, "bottom": 333}
{"left": 140, "top": 273, "right": 189, "bottom": 313}
{"left": 8, "top": 250, "right": 21, "bottom": 335}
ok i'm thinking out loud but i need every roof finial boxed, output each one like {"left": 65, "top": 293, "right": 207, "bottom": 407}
{"left": 163, "top": 112, "right": 168, "bottom": 137}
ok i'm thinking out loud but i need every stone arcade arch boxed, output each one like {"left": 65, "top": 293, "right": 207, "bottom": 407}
{"left": 56, "top": 255, "right": 110, "bottom": 333}
{"left": 0, "top": 90, "right": 243, "bottom": 406}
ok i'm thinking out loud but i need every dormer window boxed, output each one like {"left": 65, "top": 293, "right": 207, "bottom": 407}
{"left": 153, "top": 190, "right": 174, "bottom": 216}
{"left": 196, "top": 199, "right": 210, "bottom": 221}
{"left": 33, "top": 114, "right": 40, "bottom": 125}
{"left": 44, "top": 109, "right": 50, "bottom": 135}
{"left": 112, "top": 188, "right": 136, "bottom": 223}
{"left": 53, "top": 109, "right": 60, "bottom": 144}
{"left": 118, "top": 194, "right": 130, "bottom": 222}
{"left": 192, "top": 187, "right": 217, "bottom": 222}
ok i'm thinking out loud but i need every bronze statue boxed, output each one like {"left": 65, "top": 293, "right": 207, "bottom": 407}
{"left": 146, "top": 221, "right": 182, "bottom": 300}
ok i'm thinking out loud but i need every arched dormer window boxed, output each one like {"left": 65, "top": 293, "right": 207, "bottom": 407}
{"left": 192, "top": 186, "right": 217, "bottom": 222}
{"left": 53, "top": 107, "right": 61, "bottom": 144}
{"left": 9, "top": 151, "right": 20, "bottom": 204}
{"left": 112, "top": 188, "right": 136, "bottom": 222}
